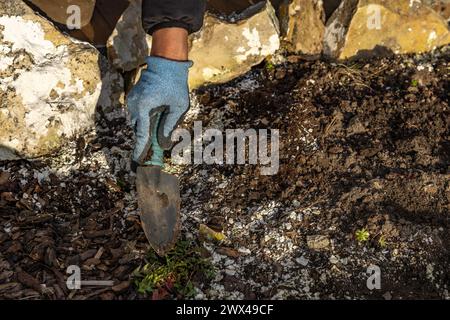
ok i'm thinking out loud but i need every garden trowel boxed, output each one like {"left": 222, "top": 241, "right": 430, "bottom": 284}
{"left": 136, "top": 112, "right": 181, "bottom": 256}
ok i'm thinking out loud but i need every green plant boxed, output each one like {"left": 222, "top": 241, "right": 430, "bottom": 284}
{"left": 411, "top": 79, "right": 419, "bottom": 87}
{"left": 133, "top": 240, "right": 215, "bottom": 299}
{"left": 355, "top": 228, "right": 370, "bottom": 242}
{"left": 265, "top": 61, "right": 275, "bottom": 71}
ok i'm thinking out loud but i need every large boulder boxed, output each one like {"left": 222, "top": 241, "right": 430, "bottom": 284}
{"left": 107, "top": 0, "right": 148, "bottom": 72}
{"left": 188, "top": 1, "right": 280, "bottom": 89}
{"left": 278, "top": 0, "right": 326, "bottom": 54}
{"left": 0, "top": 1, "right": 123, "bottom": 160}
{"left": 324, "top": 0, "right": 450, "bottom": 60}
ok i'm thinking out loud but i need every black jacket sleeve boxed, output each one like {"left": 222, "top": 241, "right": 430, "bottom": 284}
{"left": 142, "top": 0, "right": 206, "bottom": 35}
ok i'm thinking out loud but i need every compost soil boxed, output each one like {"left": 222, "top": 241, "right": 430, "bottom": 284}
{"left": 0, "top": 47, "right": 448, "bottom": 299}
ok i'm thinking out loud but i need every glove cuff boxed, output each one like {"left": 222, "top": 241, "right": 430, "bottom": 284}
{"left": 145, "top": 56, "right": 193, "bottom": 78}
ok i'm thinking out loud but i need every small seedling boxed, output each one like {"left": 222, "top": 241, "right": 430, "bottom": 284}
{"left": 411, "top": 79, "right": 419, "bottom": 87}
{"left": 265, "top": 61, "right": 275, "bottom": 71}
{"left": 355, "top": 228, "right": 370, "bottom": 242}
{"left": 133, "top": 240, "right": 215, "bottom": 299}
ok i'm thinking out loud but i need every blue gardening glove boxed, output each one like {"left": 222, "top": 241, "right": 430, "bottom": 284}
{"left": 127, "top": 56, "right": 192, "bottom": 166}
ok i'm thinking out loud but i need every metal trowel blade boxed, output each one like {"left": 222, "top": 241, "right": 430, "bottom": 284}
{"left": 136, "top": 166, "right": 181, "bottom": 256}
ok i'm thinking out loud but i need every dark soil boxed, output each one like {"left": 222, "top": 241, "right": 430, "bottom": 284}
{"left": 0, "top": 46, "right": 448, "bottom": 300}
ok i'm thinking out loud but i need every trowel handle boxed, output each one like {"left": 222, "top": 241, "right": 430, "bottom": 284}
{"left": 145, "top": 113, "right": 164, "bottom": 168}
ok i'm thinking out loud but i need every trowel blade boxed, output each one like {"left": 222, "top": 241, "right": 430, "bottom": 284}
{"left": 136, "top": 166, "right": 181, "bottom": 256}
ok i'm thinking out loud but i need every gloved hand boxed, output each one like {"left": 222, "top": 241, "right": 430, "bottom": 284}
{"left": 127, "top": 56, "right": 192, "bottom": 166}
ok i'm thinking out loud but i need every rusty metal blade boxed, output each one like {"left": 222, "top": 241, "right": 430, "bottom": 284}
{"left": 136, "top": 166, "right": 181, "bottom": 256}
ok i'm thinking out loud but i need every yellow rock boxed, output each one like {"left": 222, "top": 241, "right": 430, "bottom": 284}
{"left": 188, "top": 2, "right": 280, "bottom": 89}
{"left": 107, "top": 0, "right": 149, "bottom": 72}
{"left": 199, "top": 224, "right": 226, "bottom": 242}
{"left": 324, "top": 0, "right": 450, "bottom": 59}
{"left": 278, "top": 0, "right": 326, "bottom": 54}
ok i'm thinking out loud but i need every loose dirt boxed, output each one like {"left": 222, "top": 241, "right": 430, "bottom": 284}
{"left": 0, "top": 46, "right": 448, "bottom": 299}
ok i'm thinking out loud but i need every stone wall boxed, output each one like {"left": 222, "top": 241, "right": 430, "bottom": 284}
{"left": 0, "top": 0, "right": 449, "bottom": 160}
